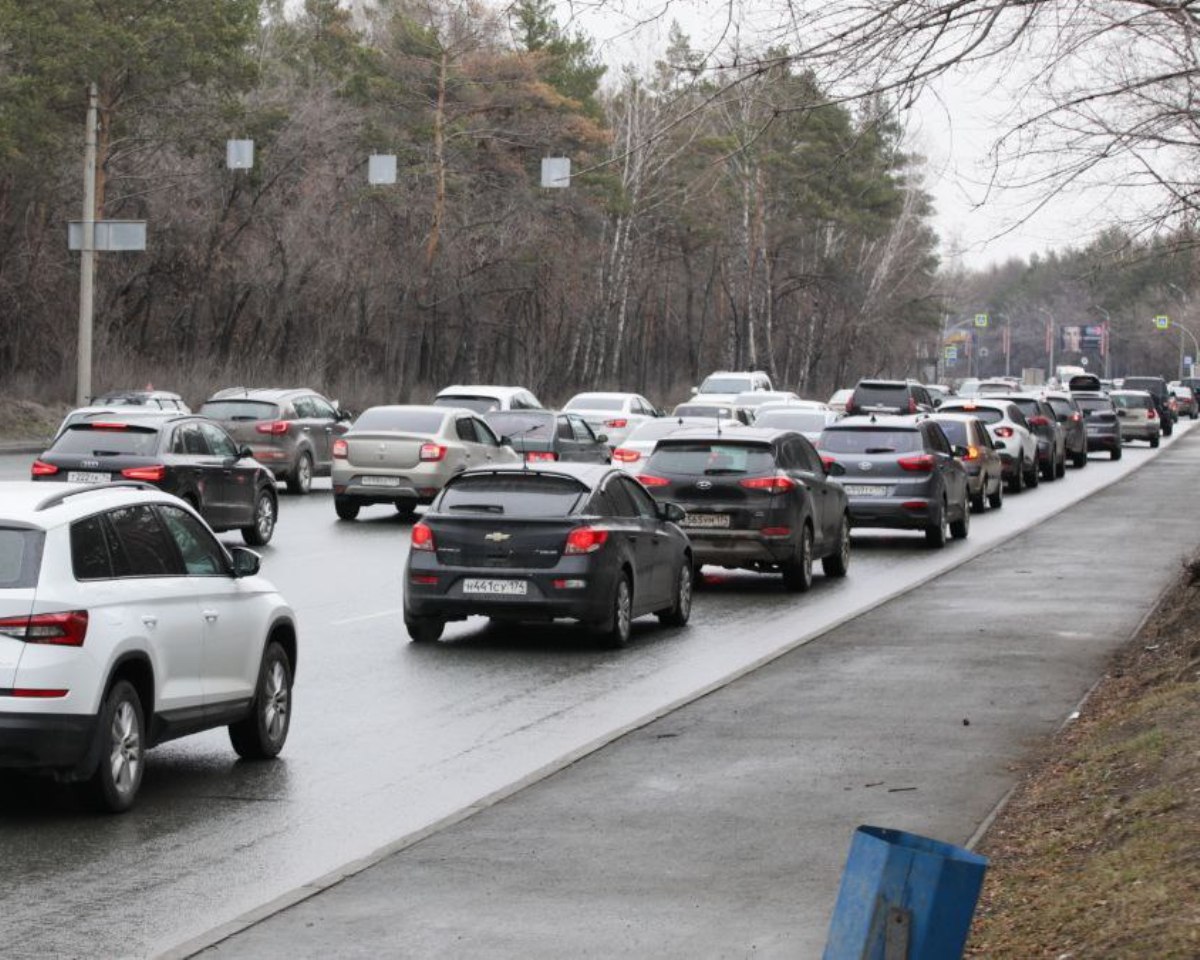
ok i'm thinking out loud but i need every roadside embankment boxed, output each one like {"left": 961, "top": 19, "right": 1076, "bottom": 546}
{"left": 0, "top": 396, "right": 64, "bottom": 450}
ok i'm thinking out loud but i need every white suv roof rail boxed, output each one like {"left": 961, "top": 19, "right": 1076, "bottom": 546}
{"left": 35, "top": 481, "right": 156, "bottom": 512}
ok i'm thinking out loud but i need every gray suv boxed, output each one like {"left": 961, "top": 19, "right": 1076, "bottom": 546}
{"left": 201, "top": 388, "right": 351, "bottom": 493}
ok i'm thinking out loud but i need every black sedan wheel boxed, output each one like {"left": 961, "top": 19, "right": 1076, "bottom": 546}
{"left": 950, "top": 502, "right": 970, "bottom": 540}
{"left": 595, "top": 574, "right": 633, "bottom": 648}
{"left": 242, "top": 489, "right": 277, "bottom": 546}
{"left": 335, "top": 497, "right": 360, "bottom": 521}
{"left": 781, "top": 525, "right": 814, "bottom": 592}
{"left": 657, "top": 562, "right": 693, "bottom": 626}
{"left": 406, "top": 617, "right": 444, "bottom": 643}
{"left": 821, "top": 515, "right": 851, "bottom": 578}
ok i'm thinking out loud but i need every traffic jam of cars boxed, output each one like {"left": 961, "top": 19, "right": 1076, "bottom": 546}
{"left": 0, "top": 371, "right": 1184, "bottom": 810}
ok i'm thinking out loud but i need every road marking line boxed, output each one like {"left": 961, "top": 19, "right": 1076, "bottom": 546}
{"left": 330, "top": 608, "right": 403, "bottom": 626}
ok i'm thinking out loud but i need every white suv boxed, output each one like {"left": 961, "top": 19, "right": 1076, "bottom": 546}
{"left": 0, "top": 482, "right": 297, "bottom": 812}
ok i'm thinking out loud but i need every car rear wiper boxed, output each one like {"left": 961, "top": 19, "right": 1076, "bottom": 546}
{"left": 230, "top": 416, "right": 259, "bottom": 421}
{"left": 704, "top": 468, "right": 745, "bottom": 475}
{"left": 864, "top": 447, "right": 897, "bottom": 454}
{"left": 447, "top": 503, "right": 505, "bottom": 513}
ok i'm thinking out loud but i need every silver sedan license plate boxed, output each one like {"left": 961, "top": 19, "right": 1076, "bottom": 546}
{"left": 361, "top": 475, "right": 401, "bottom": 487}
{"left": 463, "top": 579, "right": 528, "bottom": 596}
{"left": 683, "top": 513, "right": 730, "bottom": 528}
{"left": 847, "top": 484, "right": 888, "bottom": 497}
{"left": 67, "top": 471, "right": 111, "bottom": 484}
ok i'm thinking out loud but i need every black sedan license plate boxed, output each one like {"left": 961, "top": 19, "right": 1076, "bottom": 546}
{"left": 463, "top": 579, "right": 528, "bottom": 596}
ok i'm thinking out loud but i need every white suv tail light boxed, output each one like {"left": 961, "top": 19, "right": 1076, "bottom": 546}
{"left": 0, "top": 611, "right": 89, "bottom": 646}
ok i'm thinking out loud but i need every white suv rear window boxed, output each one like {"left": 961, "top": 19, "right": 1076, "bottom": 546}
{"left": 0, "top": 528, "right": 44, "bottom": 588}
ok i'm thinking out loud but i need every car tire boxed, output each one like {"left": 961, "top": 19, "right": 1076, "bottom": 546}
{"left": 969, "top": 488, "right": 986, "bottom": 513}
{"left": 594, "top": 574, "right": 633, "bottom": 648}
{"left": 987, "top": 476, "right": 1004, "bottom": 510}
{"left": 781, "top": 524, "right": 814, "bottom": 591}
{"left": 229, "top": 641, "right": 292, "bottom": 760}
{"left": 286, "top": 452, "right": 313, "bottom": 495}
{"left": 406, "top": 617, "right": 445, "bottom": 643}
{"left": 1006, "top": 457, "right": 1025, "bottom": 494}
{"left": 1111, "top": 445, "right": 1123, "bottom": 460}
{"left": 394, "top": 500, "right": 417, "bottom": 518}
{"left": 1040, "top": 453, "right": 1056, "bottom": 481}
{"left": 1163, "top": 421, "right": 1173, "bottom": 437}
{"left": 950, "top": 501, "right": 970, "bottom": 540}
{"left": 821, "top": 515, "right": 851, "bottom": 578}
{"left": 86, "top": 679, "right": 145, "bottom": 814}
{"left": 1025, "top": 456, "right": 1040, "bottom": 488}
{"left": 657, "top": 562, "right": 693, "bottom": 626}
{"left": 1151, "top": 434, "right": 1160, "bottom": 448}
{"left": 242, "top": 489, "right": 277, "bottom": 546}
{"left": 334, "top": 496, "right": 360, "bottom": 521}
{"left": 1055, "top": 452, "right": 1066, "bottom": 478}
{"left": 1191, "top": 411, "right": 1198, "bottom": 420}
{"left": 1072, "top": 449, "right": 1087, "bottom": 468}
{"left": 925, "top": 501, "right": 949, "bottom": 549}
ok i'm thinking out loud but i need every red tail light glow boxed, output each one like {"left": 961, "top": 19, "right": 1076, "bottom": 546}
{"left": 90, "top": 422, "right": 128, "bottom": 430}
{"left": 332, "top": 439, "right": 348, "bottom": 458}
{"left": 612, "top": 448, "right": 640, "bottom": 463}
{"left": 1147, "top": 408, "right": 1158, "bottom": 419}
{"left": 994, "top": 426, "right": 1014, "bottom": 438}
{"left": 604, "top": 419, "right": 628, "bottom": 429}
{"left": 9, "top": 689, "right": 69, "bottom": 698}
{"left": 409, "top": 574, "right": 438, "bottom": 585}
{"left": 524, "top": 451, "right": 558, "bottom": 462}
{"left": 964, "top": 446, "right": 980, "bottom": 461}
{"left": 565, "top": 526, "right": 609, "bottom": 554}
{"left": 121, "top": 464, "right": 165, "bottom": 482}
{"left": 420, "top": 443, "right": 447, "bottom": 462}
{"left": 411, "top": 522, "right": 435, "bottom": 551}
{"left": 761, "top": 526, "right": 791, "bottom": 537}
{"left": 740, "top": 474, "right": 797, "bottom": 494}
{"left": 898, "top": 454, "right": 936, "bottom": 472}
{"left": 0, "top": 611, "right": 89, "bottom": 647}
{"left": 820, "top": 456, "right": 837, "bottom": 471}
{"left": 1070, "top": 412, "right": 1082, "bottom": 422}
{"left": 256, "top": 420, "right": 290, "bottom": 435}
{"left": 31, "top": 460, "right": 59, "bottom": 477}
{"left": 1028, "top": 415, "right": 1049, "bottom": 427}
{"left": 637, "top": 475, "right": 669, "bottom": 487}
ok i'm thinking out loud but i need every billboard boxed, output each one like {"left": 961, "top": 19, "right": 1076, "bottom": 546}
{"left": 1060, "top": 324, "right": 1105, "bottom": 352}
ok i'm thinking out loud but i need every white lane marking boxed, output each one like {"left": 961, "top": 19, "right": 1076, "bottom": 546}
{"left": 330, "top": 608, "right": 404, "bottom": 626}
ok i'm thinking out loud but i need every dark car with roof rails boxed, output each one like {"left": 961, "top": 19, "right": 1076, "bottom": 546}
{"left": 1041, "top": 391, "right": 1089, "bottom": 468}
{"left": 200, "top": 387, "right": 352, "bottom": 494}
{"left": 636, "top": 427, "right": 851, "bottom": 590}
{"left": 482, "top": 410, "right": 611, "bottom": 464}
{"left": 403, "top": 463, "right": 693, "bottom": 648}
{"left": 1121, "top": 376, "right": 1174, "bottom": 435}
{"left": 843, "top": 379, "right": 935, "bottom": 417}
{"left": 29, "top": 413, "right": 278, "bottom": 545}
{"left": 90, "top": 389, "right": 190, "bottom": 413}
{"left": 1005, "top": 393, "right": 1067, "bottom": 481}
{"left": 818, "top": 415, "right": 971, "bottom": 548}
{"left": 1069, "top": 382, "right": 1122, "bottom": 460}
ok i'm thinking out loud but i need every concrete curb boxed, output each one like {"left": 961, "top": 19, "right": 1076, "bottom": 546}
{"left": 0, "top": 440, "right": 47, "bottom": 455}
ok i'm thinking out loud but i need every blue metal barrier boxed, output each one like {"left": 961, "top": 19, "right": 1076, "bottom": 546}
{"left": 822, "top": 825, "right": 988, "bottom": 960}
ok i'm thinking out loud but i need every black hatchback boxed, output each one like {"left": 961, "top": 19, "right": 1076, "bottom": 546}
{"left": 403, "top": 464, "right": 693, "bottom": 648}
{"left": 31, "top": 414, "right": 279, "bottom": 545}
{"left": 482, "top": 410, "right": 611, "bottom": 464}
{"left": 636, "top": 428, "right": 851, "bottom": 590}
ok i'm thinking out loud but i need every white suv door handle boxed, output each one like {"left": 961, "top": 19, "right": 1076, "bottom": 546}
{"left": 203, "top": 609, "right": 219, "bottom": 623}
{"left": 141, "top": 615, "right": 157, "bottom": 628}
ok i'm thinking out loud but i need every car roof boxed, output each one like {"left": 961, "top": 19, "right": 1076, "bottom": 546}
{"left": 0, "top": 481, "right": 180, "bottom": 530}
{"left": 930, "top": 412, "right": 985, "bottom": 423}
{"left": 654, "top": 426, "right": 789, "bottom": 443}
{"left": 205, "top": 387, "right": 318, "bottom": 402}
{"left": 828, "top": 415, "right": 922, "bottom": 429}
{"left": 854, "top": 379, "right": 910, "bottom": 388}
{"left": 565, "top": 392, "right": 639, "bottom": 401}
{"left": 62, "top": 411, "right": 187, "bottom": 429}
{"left": 1109, "top": 389, "right": 1152, "bottom": 396}
{"left": 940, "top": 399, "right": 1014, "bottom": 412}
{"left": 93, "top": 389, "right": 183, "bottom": 400}
{"left": 455, "top": 462, "right": 615, "bottom": 487}
{"left": 436, "top": 385, "right": 531, "bottom": 398}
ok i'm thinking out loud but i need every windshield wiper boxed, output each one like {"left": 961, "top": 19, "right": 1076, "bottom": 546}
{"left": 863, "top": 447, "right": 897, "bottom": 454}
{"left": 448, "top": 503, "right": 504, "bottom": 513}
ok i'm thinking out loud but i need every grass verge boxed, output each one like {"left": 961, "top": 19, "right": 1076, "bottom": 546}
{"left": 967, "top": 558, "right": 1200, "bottom": 958}
{"left": 0, "top": 396, "right": 68, "bottom": 443}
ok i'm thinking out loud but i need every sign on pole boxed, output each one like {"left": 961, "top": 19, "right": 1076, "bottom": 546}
{"left": 69, "top": 220, "right": 147, "bottom": 252}
{"left": 226, "top": 139, "right": 254, "bottom": 170}
{"left": 541, "top": 157, "right": 571, "bottom": 188}
{"left": 1155, "top": 314, "right": 1171, "bottom": 329}
{"left": 974, "top": 313, "right": 989, "bottom": 328}
{"left": 944, "top": 345, "right": 958, "bottom": 362}
{"left": 368, "top": 154, "right": 397, "bottom": 185}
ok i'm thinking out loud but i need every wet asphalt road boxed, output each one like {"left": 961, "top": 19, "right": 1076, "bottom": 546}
{"left": 0, "top": 430, "right": 1191, "bottom": 958}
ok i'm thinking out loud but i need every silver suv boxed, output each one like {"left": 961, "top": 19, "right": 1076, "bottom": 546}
{"left": 200, "top": 388, "right": 351, "bottom": 494}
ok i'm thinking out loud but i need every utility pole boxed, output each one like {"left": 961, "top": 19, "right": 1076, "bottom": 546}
{"left": 76, "top": 83, "right": 98, "bottom": 407}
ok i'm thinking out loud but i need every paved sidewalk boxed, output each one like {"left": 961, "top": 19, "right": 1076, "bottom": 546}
{"left": 196, "top": 433, "right": 1200, "bottom": 960}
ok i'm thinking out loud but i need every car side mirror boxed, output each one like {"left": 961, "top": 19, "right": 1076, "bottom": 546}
{"left": 822, "top": 458, "right": 845, "bottom": 477}
{"left": 500, "top": 435, "right": 513, "bottom": 446}
{"left": 238, "top": 446, "right": 253, "bottom": 460}
{"left": 230, "top": 546, "right": 261, "bottom": 578}
{"left": 337, "top": 409, "right": 353, "bottom": 421}
{"left": 690, "top": 387, "right": 699, "bottom": 396}
{"left": 595, "top": 433, "right": 608, "bottom": 444}
{"left": 659, "top": 501, "right": 686, "bottom": 523}
{"left": 952, "top": 445, "right": 970, "bottom": 459}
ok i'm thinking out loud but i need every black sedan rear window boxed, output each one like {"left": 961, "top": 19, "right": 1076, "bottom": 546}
{"left": 646, "top": 442, "right": 776, "bottom": 475}
{"left": 49, "top": 425, "right": 160, "bottom": 457}
{"left": 200, "top": 400, "right": 280, "bottom": 421}
{"left": 0, "top": 528, "right": 44, "bottom": 588}
{"left": 439, "top": 474, "right": 587, "bottom": 515}
{"left": 1047, "top": 399, "right": 1076, "bottom": 418}
{"left": 820, "top": 429, "right": 922, "bottom": 454}
{"left": 484, "top": 412, "right": 553, "bottom": 438}
{"left": 353, "top": 408, "right": 446, "bottom": 433}
{"left": 852, "top": 384, "right": 908, "bottom": 408}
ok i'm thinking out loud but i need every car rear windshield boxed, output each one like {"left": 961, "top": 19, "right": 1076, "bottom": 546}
{"left": 932, "top": 420, "right": 969, "bottom": 446}
{"left": 49, "top": 424, "right": 161, "bottom": 456}
{"left": 942, "top": 405, "right": 1003, "bottom": 425}
{"left": 433, "top": 395, "right": 500, "bottom": 413}
{"left": 699, "top": 376, "right": 752, "bottom": 394}
{"left": 852, "top": 384, "right": 908, "bottom": 408}
{"left": 1046, "top": 398, "right": 1076, "bottom": 418}
{"left": 0, "top": 528, "right": 44, "bottom": 588}
{"left": 565, "top": 396, "right": 624, "bottom": 411}
{"left": 1008, "top": 398, "right": 1040, "bottom": 417}
{"left": 353, "top": 408, "right": 446, "bottom": 433}
{"left": 200, "top": 400, "right": 280, "bottom": 421}
{"left": 627, "top": 419, "right": 697, "bottom": 443}
{"left": 647, "top": 442, "right": 776, "bottom": 475}
{"left": 1112, "top": 393, "right": 1150, "bottom": 409}
{"left": 754, "top": 410, "right": 830, "bottom": 433}
{"left": 1076, "top": 397, "right": 1114, "bottom": 413}
{"left": 438, "top": 474, "right": 587, "bottom": 515}
{"left": 820, "top": 429, "right": 923, "bottom": 454}
{"left": 484, "top": 412, "right": 553, "bottom": 438}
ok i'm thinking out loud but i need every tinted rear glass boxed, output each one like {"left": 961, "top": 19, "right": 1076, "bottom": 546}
{"left": 647, "top": 442, "right": 776, "bottom": 475}
{"left": 699, "top": 377, "right": 752, "bottom": 394}
{"left": 755, "top": 411, "right": 830, "bottom": 433}
{"left": 565, "top": 396, "right": 624, "bottom": 411}
{"left": 433, "top": 395, "right": 500, "bottom": 413}
{"left": 1112, "top": 393, "right": 1150, "bottom": 409}
{"left": 932, "top": 420, "right": 969, "bottom": 446}
{"left": 942, "top": 405, "right": 1003, "bottom": 425}
{"left": 200, "top": 400, "right": 280, "bottom": 421}
{"left": 1009, "top": 399, "right": 1039, "bottom": 417}
{"left": 353, "top": 408, "right": 446, "bottom": 433}
{"left": 50, "top": 425, "right": 160, "bottom": 457}
{"left": 0, "top": 528, "right": 44, "bottom": 588}
{"left": 484, "top": 412, "right": 553, "bottom": 438}
{"left": 820, "top": 429, "right": 922, "bottom": 454}
{"left": 852, "top": 384, "right": 908, "bottom": 408}
{"left": 439, "top": 474, "right": 587, "bottom": 515}
{"left": 1076, "top": 398, "right": 1113, "bottom": 413}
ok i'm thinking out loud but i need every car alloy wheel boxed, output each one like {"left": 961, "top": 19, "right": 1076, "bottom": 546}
{"left": 782, "top": 525, "right": 814, "bottom": 591}
{"left": 658, "top": 562, "right": 693, "bottom": 626}
{"left": 243, "top": 490, "right": 277, "bottom": 546}
{"left": 288, "top": 452, "right": 313, "bottom": 495}
{"left": 87, "top": 680, "right": 145, "bottom": 813}
{"left": 230, "top": 642, "right": 294, "bottom": 759}
{"left": 821, "top": 515, "right": 851, "bottom": 578}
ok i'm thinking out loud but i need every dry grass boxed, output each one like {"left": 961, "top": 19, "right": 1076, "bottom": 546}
{"left": 0, "top": 396, "right": 70, "bottom": 442}
{"left": 967, "top": 560, "right": 1200, "bottom": 958}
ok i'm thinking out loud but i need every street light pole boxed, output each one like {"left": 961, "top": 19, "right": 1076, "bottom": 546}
{"left": 1094, "top": 306, "right": 1111, "bottom": 380}
{"left": 76, "top": 82, "right": 98, "bottom": 407}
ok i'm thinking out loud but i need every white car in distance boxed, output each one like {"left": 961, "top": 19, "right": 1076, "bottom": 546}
{"left": 690, "top": 370, "right": 774, "bottom": 405}
{"left": 561, "top": 392, "right": 661, "bottom": 447}
{"left": 432, "top": 385, "right": 543, "bottom": 414}
{"left": 611, "top": 417, "right": 741, "bottom": 472}
{"left": 0, "top": 482, "right": 297, "bottom": 812}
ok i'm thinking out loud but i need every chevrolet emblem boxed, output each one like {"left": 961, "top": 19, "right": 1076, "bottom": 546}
{"left": 484, "top": 532, "right": 511, "bottom": 542}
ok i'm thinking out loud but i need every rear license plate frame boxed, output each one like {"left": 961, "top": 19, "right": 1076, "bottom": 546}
{"left": 682, "top": 513, "right": 731, "bottom": 529}
{"left": 846, "top": 484, "right": 888, "bottom": 497}
{"left": 462, "top": 579, "right": 528, "bottom": 596}
{"left": 360, "top": 475, "right": 401, "bottom": 487}
{"left": 67, "top": 471, "right": 112, "bottom": 484}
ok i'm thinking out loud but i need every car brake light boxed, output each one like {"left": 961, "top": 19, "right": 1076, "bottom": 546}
{"left": 761, "top": 526, "right": 791, "bottom": 536}
{"left": 820, "top": 455, "right": 837, "bottom": 470}
{"left": 1070, "top": 412, "right": 1082, "bottom": 422}
{"left": 524, "top": 451, "right": 558, "bottom": 462}
{"left": 411, "top": 522, "right": 435, "bottom": 551}
{"left": 637, "top": 475, "right": 669, "bottom": 487}
{"left": 9, "top": 688, "right": 69, "bottom": 698}
{"left": 420, "top": 443, "right": 447, "bottom": 462}
{"left": 1028, "top": 415, "right": 1049, "bottom": 427}
{"left": 898, "top": 454, "right": 936, "bottom": 472}
{"left": 0, "top": 611, "right": 89, "bottom": 647}
{"left": 964, "top": 445, "right": 980, "bottom": 461}
{"left": 121, "top": 464, "right": 165, "bottom": 482}
{"left": 332, "top": 439, "right": 348, "bottom": 459}
{"left": 565, "top": 526, "right": 608, "bottom": 554}
{"left": 256, "top": 421, "right": 289, "bottom": 435}
{"left": 740, "top": 474, "right": 797, "bottom": 493}
{"left": 90, "top": 422, "right": 128, "bottom": 430}
{"left": 409, "top": 574, "right": 438, "bottom": 585}
{"left": 995, "top": 426, "right": 1014, "bottom": 438}
{"left": 31, "top": 460, "right": 59, "bottom": 476}
{"left": 1147, "top": 408, "right": 1158, "bottom": 419}
{"left": 844, "top": 396, "right": 857, "bottom": 415}
{"left": 612, "top": 448, "right": 640, "bottom": 463}
{"left": 604, "top": 419, "right": 628, "bottom": 429}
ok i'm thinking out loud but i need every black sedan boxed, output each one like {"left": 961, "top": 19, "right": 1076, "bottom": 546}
{"left": 403, "top": 464, "right": 693, "bottom": 647}
{"left": 636, "top": 427, "right": 851, "bottom": 590}
{"left": 482, "top": 410, "right": 611, "bottom": 463}
{"left": 31, "top": 413, "right": 279, "bottom": 545}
